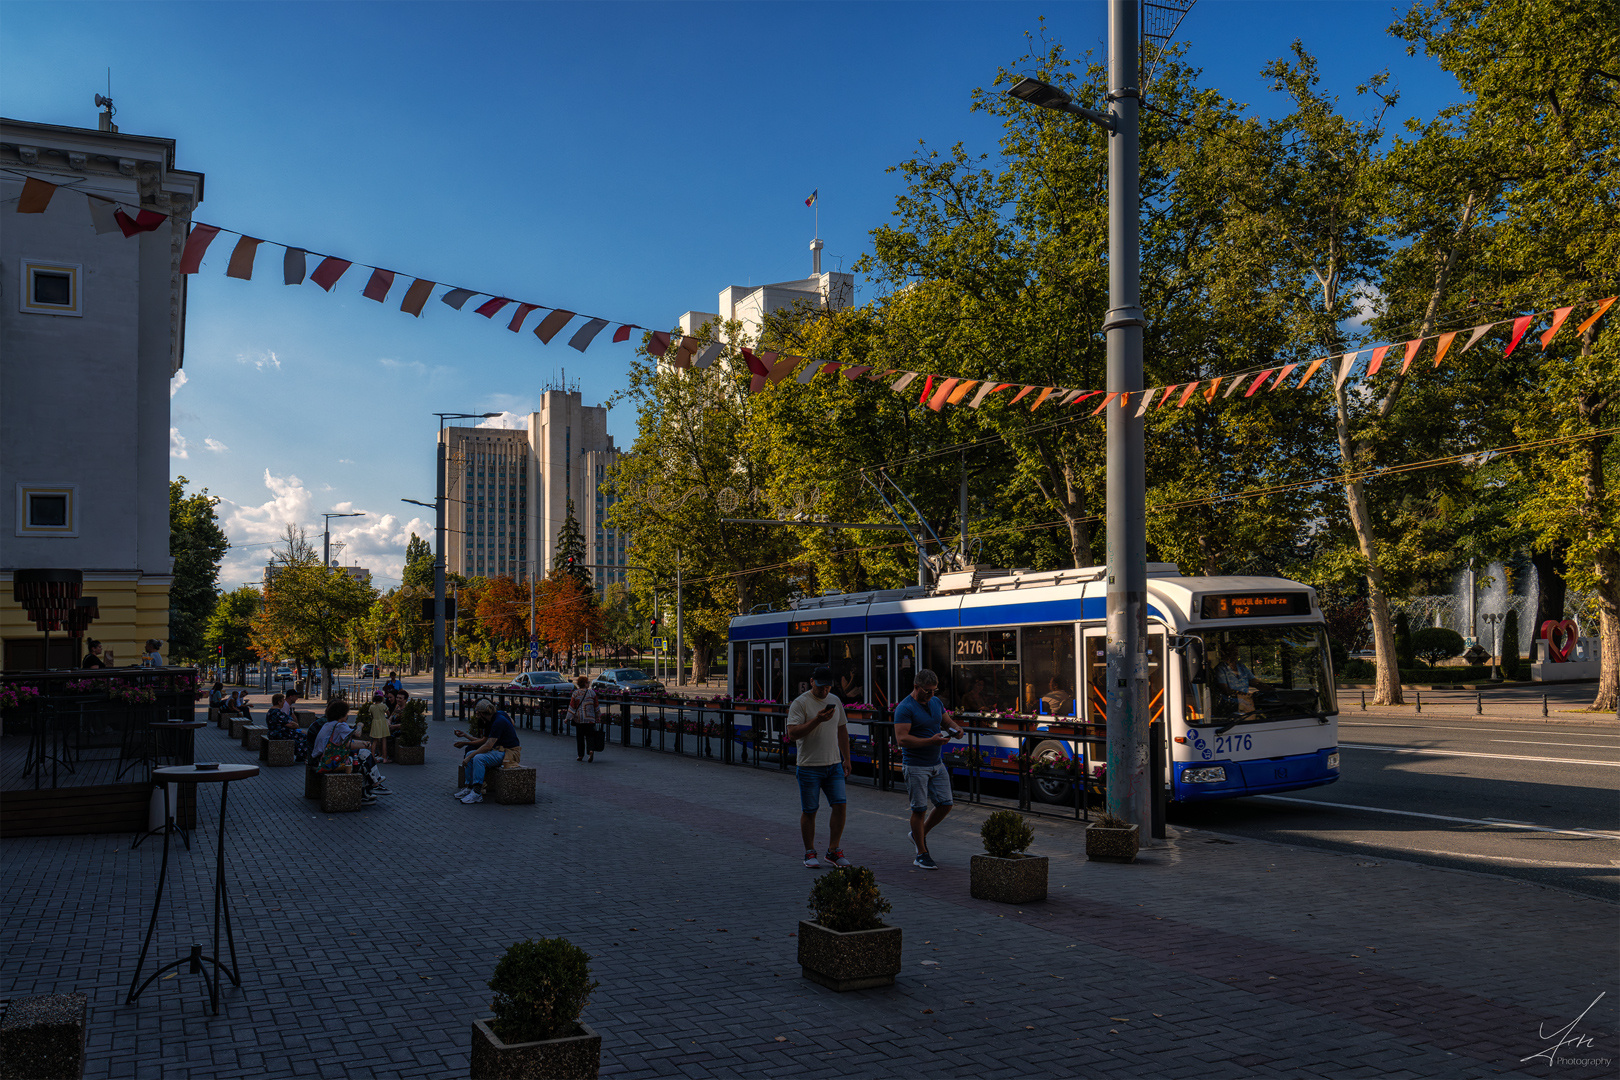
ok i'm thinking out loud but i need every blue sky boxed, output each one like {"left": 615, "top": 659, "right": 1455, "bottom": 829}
{"left": 1, "top": 1, "right": 1463, "bottom": 592}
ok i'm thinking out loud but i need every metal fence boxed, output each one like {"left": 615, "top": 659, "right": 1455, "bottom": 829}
{"left": 455, "top": 684, "right": 1122, "bottom": 822}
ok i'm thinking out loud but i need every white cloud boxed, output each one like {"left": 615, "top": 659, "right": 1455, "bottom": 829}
{"left": 337, "top": 458, "right": 354, "bottom": 465}
{"left": 170, "top": 428, "right": 189, "bottom": 458}
{"left": 477, "top": 411, "right": 529, "bottom": 430}
{"left": 170, "top": 370, "right": 189, "bottom": 398}
{"left": 204, "top": 438, "right": 229, "bottom": 453}
{"left": 1343, "top": 285, "right": 1383, "bottom": 330}
{"left": 237, "top": 349, "right": 281, "bottom": 372}
{"left": 378, "top": 357, "right": 455, "bottom": 380}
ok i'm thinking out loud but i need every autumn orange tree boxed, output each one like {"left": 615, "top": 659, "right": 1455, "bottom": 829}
{"left": 474, "top": 575, "right": 532, "bottom": 667}
{"left": 535, "top": 572, "right": 603, "bottom": 670}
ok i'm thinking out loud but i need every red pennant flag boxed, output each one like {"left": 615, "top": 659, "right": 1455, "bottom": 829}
{"left": 1540, "top": 306, "right": 1575, "bottom": 349}
{"left": 1431, "top": 332, "right": 1457, "bottom": 368}
{"left": 820, "top": 362, "right": 842, "bottom": 377}
{"left": 1157, "top": 385, "right": 1178, "bottom": 407}
{"left": 1366, "top": 345, "right": 1390, "bottom": 376}
{"left": 226, "top": 236, "right": 263, "bottom": 281}
{"left": 17, "top": 177, "right": 56, "bottom": 213}
{"left": 741, "top": 348, "right": 770, "bottom": 377}
{"left": 474, "top": 296, "right": 512, "bottom": 318}
{"left": 284, "top": 248, "right": 307, "bottom": 285}
{"left": 534, "top": 310, "right": 575, "bottom": 344}
{"left": 178, "top": 224, "right": 221, "bottom": 273}
{"left": 504, "top": 302, "right": 538, "bottom": 331}
{"left": 1244, "top": 370, "right": 1275, "bottom": 397}
{"left": 362, "top": 268, "right": 396, "bottom": 302}
{"left": 1268, "top": 364, "right": 1297, "bottom": 390}
{"left": 647, "top": 331, "right": 672, "bottom": 357}
{"left": 310, "top": 257, "right": 352, "bottom": 291}
{"left": 400, "top": 278, "right": 435, "bottom": 317}
{"left": 612, "top": 324, "right": 634, "bottom": 343}
{"left": 844, "top": 365, "right": 873, "bottom": 381}
{"left": 1504, "top": 314, "right": 1533, "bottom": 358}
{"left": 1090, "top": 392, "right": 1118, "bottom": 416}
{"left": 1398, "top": 339, "right": 1422, "bottom": 376}
{"left": 1069, "top": 391, "right": 1104, "bottom": 408}
{"left": 115, "top": 208, "right": 167, "bottom": 237}
{"left": 918, "top": 375, "right": 935, "bottom": 405}
{"left": 1574, "top": 297, "right": 1614, "bottom": 337}
{"left": 1177, "top": 383, "right": 1200, "bottom": 407}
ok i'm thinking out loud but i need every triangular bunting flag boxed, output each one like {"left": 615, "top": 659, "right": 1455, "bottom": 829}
{"left": 1177, "top": 382, "right": 1200, "bottom": 407}
{"left": 1366, "top": 345, "right": 1390, "bottom": 377}
{"left": 1295, "top": 358, "right": 1325, "bottom": 387}
{"left": 17, "top": 177, "right": 55, "bottom": 213}
{"left": 1009, "top": 386, "right": 1037, "bottom": 405}
{"left": 1431, "top": 331, "right": 1457, "bottom": 368}
{"left": 440, "top": 288, "right": 477, "bottom": 310}
{"left": 1158, "top": 385, "right": 1178, "bottom": 407}
{"left": 1334, "top": 353, "right": 1358, "bottom": 390}
{"left": 1135, "top": 391, "right": 1153, "bottom": 416}
{"left": 310, "top": 257, "right": 352, "bottom": 291}
{"left": 178, "top": 224, "right": 221, "bottom": 274}
{"left": 284, "top": 248, "right": 307, "bottom": 285}
{"left": 612, "top": 324, "right": 634, "bottom": 343}
{"left": 1268, "top": 364, "right": 1297, "bottom": 390}
{"left": 1244, "top": 370, "right": 1274, "bottom": 397}
{"left": 1503, "top": 314, "right": 1533, "bottom": 358}
{"left": 947, "top": 379, "right": 978, "bottom": 405}
{"left": 115, "top": 208, "right": 167, "bottom": 237}
{"left": 1398, "top": 339, "right": 1422, "bottom": 375}
{"left": 891, "top": 372, "right": 919, "bottom": 392}
{"left": 1028, "top": 387, "right": 1056, "bottom": 411}
{"left": 535, "top": 310, "right": 575, "bottom": 344}
{"left": 1540, "top": 306, "right": 1575, "bottom": 349}
{"left": 362, "top": 268, "right": 396, "bottom": 302}
{"left": 1459, "top": 324, "right": 1494, "bottom": 353}
{"left": 568, "top": 318, "right": 609, "bottom": 352}
{"left": 507, "top": 303, "right": 540, "bottom": 331}
{"left": 226, "top": 236, "right": 262, "bottom": 281}
{"left": 1203, "top": 378, "right": 1222, "bottom": 402}
{"left": 1574, "top": 298, "right": 1615, "bottom": 337}
{"left": 1222, "top": 376, "right": 1243, "bottom": 398}
{"left": 401, "top": 278, "right": 435, "bottom": 317}
{"left": 968, "top": 382, "right": 1011, "bottom": 408}
{"left": 1070, "top": 391, "right": 1104, "bottom": 409}
{"left": 1090, "top": 392, "right": 1118, "bottom": 415}
{"left": 86, "top": 195, "right": 120, "bottom": 234}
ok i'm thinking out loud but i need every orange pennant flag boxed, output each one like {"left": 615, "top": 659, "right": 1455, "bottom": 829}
{"left": 947, "top": 379, "right": 979, "bottom": 405}
{"left": 1177, "top": 382, "right": 1200, "bottom": 407}
{"left": 400, "top": 278, "right": 435, "bottom": 317}
{"left": 1203, "top": 378, "right": 1222, "bottom": 403}
{"left": 1399, "top": 339, "right": 1423, "bottom": 375}
{"left": 928, "top": 378, "right": 961, "bottom": 411}
{"left": 1540, "top": 306, "right": 1575, "bottom": 349}
{"left": 17, "top": 177, "right": 55, "bottom": 213}
{"left": 1296, "top": 357, "right": 1326, "bottom": 388}
{"left": 1009, "top": 386, "right": 1037, "bottom": 405}
{"left": 226, "top": 236, "right": 262, "bottom": 281}
{"left": 1090, "top": 392, "right": 1118, "bottom": 416}
{"left": 1366, "top": 345, "right": 1390, "bottom": 376}
{"left": 1029, "top": 387, "right": 1057, "bottom": 411}
{"left": 1431, "top": 331, "right": 1458, "bottom": 368}
{"left": 1158, "top": 385, "right": 1178, "bottom": 407}
{"left": 1574, "top": 297, "right": 1615, "bottom": 337}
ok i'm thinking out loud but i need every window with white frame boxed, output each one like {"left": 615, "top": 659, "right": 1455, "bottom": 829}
{"left": 15, "top": 484, "right": 79, "bottom": 537}
{"left": 19, "top": 259, "right": 83, "bottom": 317}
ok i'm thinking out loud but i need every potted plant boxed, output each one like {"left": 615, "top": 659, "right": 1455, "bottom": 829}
{"left": 970, "top": 810, "right": 1047, "bottom": 904}
{"left": 393, "top": 699, "right": 428, "bottom": 766}
{"left": 1085, "top": 811, "right": 1140, "bottom": 864}
{"left": 798, "top": 865, "right": 902, "bottom": 992}
{"left": 471, "top": 936, "right": 601, "bottom": 1080}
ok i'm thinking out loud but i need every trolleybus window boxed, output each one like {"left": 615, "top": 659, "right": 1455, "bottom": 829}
{"left": 1198, "top": 626, "right": 1336, "bottom": 723}
{"left": 788, "top": 638, "right": 829, "bottom": 699}
{"left": 921, "top": 632, "right": 953, "bottom": 707}
{"left": 828, "top": 635, "right": 865, "bottom": 706}
{"left": 732, "top": 643, "right": 747, "bottom": 699}
{"left": 1023, "top": 624, "right": 1078, "bottom": 718}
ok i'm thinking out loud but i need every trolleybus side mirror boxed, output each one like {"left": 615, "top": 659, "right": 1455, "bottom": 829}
{"left": 1182, "top": 638, "right": 1206, "bottom": 685}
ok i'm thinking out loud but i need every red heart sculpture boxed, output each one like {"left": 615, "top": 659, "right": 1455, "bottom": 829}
{"left": 1540, "top": 619, "right": 1578, "bottom": 663}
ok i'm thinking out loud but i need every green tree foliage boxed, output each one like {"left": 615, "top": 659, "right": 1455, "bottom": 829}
{"left": 168, "top": 477, "right": 229, "bottom": 663}
{"left": 251, "top": 526, "right": 376, "bottom": 684}
{"left": 1499, "top": 608, "right": 1522, "bottom": 680}
{"left": 551, "top": 500, "right": 591, "bottom": 595}
{"left": 1410, "top": 626, "right": 1465, "bottom": 667}
{"left": 204, "top": 586, "right": 260, "bottom": 669}
{"left": 402, "top": 533, "right": 435, "bottom": 589}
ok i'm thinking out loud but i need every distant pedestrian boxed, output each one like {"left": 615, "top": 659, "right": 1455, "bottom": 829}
{"left": 384, "top": 671, "right": 402, "bottom": 694}
{"left": 142, "top": 639, "right": 164, "bottom": 668}
{"left": 365, "top": 691, "right": 392, "bottom": 763}
{"left": 893, "top": 668, "right": 963, "bottom": 870}
{"left": 785, "top": 664, "right": 851, "bottom": 869}
{"left": 565, "top": 675, "right": 599, "bottom": 762}
{"left": 451, "top": 699, "right": 518, "bottom": 804}
{"left": 81, "top": 639, "right": 107, "bottom": 669}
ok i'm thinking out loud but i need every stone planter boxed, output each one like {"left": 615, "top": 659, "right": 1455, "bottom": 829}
{"left": 0, "top": 992, "right": 87, "bottom": 1080}
{"left": 470, "top": 1018, "right": 600, "bottom": 1080}
{"left": 797, "top": 919, "right": 902, "bottom": 991}
{"left": 393, "top": 743, "right": 425, "bottom": 766}
{"left": 1085, "top": 822, "right": 1139, "bottom": 864}
{"left": 969, "top": 853, "right": 1048, "bottom": 904}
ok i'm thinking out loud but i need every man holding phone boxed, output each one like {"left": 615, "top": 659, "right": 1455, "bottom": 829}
{"left": 785, "top": 664, "right": 852, "bottom": 869}
{"left": 893, "top": 668, "right": 964, "bottom": 869}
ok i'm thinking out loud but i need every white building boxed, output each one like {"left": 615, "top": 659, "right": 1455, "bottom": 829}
{"left": 0, "top": 113, "right": 203, "bottom": 670}
{"left": 440, "top": 390, "right": 627, "bottom": 590}
{"left": 679, "top": 239, "right": 854, "bottom": 344}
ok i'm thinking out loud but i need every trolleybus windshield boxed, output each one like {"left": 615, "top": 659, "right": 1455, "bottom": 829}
{"left": 1195, "top": 625, "right": 1336, "bottom": 724}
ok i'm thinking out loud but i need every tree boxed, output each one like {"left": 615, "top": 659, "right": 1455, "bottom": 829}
{"left": 476, "top": 576, "right": 531, "bottom": 655}
{"left": 252, "top": 526, "right": 376, "bottom": 690}
{"left": 402, "top": 533, "right": 435, "bottom": 589}
{"left": 1411, "top": 626, "right": 1465, "bottom": 667}
{"left": 552, "top": 500, "right": 590, "bottom": 594}
{"left": 204, "top": 586, "right": 260, "bottom": 674}
{"left": 535, "top": 572, "right": 603, "bottom": 670}
{"left": 1499, "top": 608, "right": 1522, "bottom": 680}
{"left": 169, "top": 477, "right": 230, "bottom": 663}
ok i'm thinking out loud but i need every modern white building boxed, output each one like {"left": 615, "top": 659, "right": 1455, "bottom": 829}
{"left": 678, "top": 239, "right": 854, "bottom": 344}
{"left": 440, "top": 389, "right": 627, "bottom": 590}
{"left": 0, "top": 113, "right": 203, "bottom": 670}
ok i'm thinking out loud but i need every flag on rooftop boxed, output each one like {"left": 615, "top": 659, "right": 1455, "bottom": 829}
{"left": 805, "top": 189, "right": 817, "bottom": 207}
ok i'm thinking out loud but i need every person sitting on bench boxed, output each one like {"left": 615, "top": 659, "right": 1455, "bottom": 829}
{"left": 451, "top": 699, "right": 518, "bottom": 805}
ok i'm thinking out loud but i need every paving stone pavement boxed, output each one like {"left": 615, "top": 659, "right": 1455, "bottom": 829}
{"left": 2, "top": 717, "right": 1615, "bottom": 1079}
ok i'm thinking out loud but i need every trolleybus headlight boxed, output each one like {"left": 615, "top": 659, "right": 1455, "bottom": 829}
{"left": 1326, "top": 752, "right": 1340, "bottom": 771}
{"left": 1183, "top": 766, "right": 1226, "bottom": 784}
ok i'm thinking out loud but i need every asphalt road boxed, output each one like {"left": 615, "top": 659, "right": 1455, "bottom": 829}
{"left": 1174, "top": 713, "right": 1620, "bottom": 903}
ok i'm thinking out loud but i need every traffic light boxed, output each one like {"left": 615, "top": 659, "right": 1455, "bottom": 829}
{"left": 216, "top": 644, "right": 224, "bottom": 658}
{"left": 649, "top": 616, "right": 658, "bottom": 632}
{"left": 566, "top": 554, "right": 575, "bottom": 569}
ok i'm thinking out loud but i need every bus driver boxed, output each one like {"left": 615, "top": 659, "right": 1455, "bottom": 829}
{"left": 1214, "top": 640, "right": 1268, "bottom": 716}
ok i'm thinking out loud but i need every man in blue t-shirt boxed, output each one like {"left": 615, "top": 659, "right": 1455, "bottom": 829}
{"left": 452, "top": 698, "right": 520, "bottom": 804}
{"left": 893, "top": 668, "right": 964, "bottom": 870}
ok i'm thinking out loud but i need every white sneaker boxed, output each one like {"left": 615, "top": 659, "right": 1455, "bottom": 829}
{"left": 460, "top": 791, "right": 483, "bottom": 804}
{"left": 451, "top": 788, "right": 470, "bottom": 799}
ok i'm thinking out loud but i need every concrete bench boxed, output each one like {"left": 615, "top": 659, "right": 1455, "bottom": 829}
{"left": 304, "top": 764, "right": 365, "bottom": 811}
{"left": 228, "top": 716, "right": 251, "bottom": 741}
{"left": 242, "top": 724, "right": 268, "bottom": 751}
{"left": 208, "top": 706, "right": 224, "bottom": 729}
{"left": 457, "top": 761, "right": 536, "bottom": 805}
{"left": 259, "top": 737, "right": 295, "bottom": 766}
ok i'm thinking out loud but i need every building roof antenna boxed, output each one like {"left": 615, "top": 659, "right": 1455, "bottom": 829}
{"left": 95, "top": 69, "right": 117, "bottom": 132}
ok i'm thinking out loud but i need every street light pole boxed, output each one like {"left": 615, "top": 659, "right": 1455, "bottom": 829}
{"left": 1005, "top": 0, "right": 1149, "bottom": 832}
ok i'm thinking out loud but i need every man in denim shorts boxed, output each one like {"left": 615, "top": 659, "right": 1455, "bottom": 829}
{"left": 785, "top": 664, "right": 852, "bottom": 869}
{"left": 893, "top": 668, "right": 963, "bottom": 869}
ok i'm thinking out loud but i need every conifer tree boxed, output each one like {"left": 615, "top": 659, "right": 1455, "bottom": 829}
{"left": 552, "top": 499, "right": 591, "bottom": 595}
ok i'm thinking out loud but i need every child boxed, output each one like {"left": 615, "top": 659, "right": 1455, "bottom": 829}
{"left": 366, "top": 691, "right": 392, "bottom": 764}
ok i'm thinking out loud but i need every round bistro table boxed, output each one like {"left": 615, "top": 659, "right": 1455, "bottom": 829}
{"left": 127, "top": 763, "right": 258, "bottom": 1014}
{"left": 129, "top": 721, "right": 209, "bottom": 849}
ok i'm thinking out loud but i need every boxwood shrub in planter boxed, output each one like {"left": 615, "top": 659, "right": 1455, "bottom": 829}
{"left": 1085, "top": 812, "right": 1139, "bottom": 864}
{"left": 971, "top": 810, "right": 1047, "bottom": 904}
{"left": 471, "top": 937, "right": 600, "bottom": 1080}
{"left": 394, "top": 699, "right": 428, "bottom": 766}
{"left": 798, "top": 866, "right": 901, "bottom": 992}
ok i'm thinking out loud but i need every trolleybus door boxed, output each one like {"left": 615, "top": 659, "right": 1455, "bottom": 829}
{"left": 866, "top": 636, "right": 918, "bottom": 713}
{"left": 769, "top": 642, "right": 786, "bottom": 703}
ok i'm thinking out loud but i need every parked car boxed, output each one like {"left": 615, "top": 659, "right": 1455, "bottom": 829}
{"left": 593, "top": 668, "right": 664, "bottom": 694}
{"left": 360, "top": 664, "right": 378, "bottom": 678}
{"left": 510, "top": 671, "right": 569, "bottom": 690}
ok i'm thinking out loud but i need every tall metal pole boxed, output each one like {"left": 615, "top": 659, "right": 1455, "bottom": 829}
{"left": 675, "top": 550, "right": 685, "bottom": 687}
{"left": 1103, "top": 0, "right": 1150, "bottom": 831}
{"left": 433, "top": 422, "right": 448, "bottom": 724}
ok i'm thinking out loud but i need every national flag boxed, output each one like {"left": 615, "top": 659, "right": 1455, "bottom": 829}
{"left": 805, "top": 189, "right": 818, "bottom": 207}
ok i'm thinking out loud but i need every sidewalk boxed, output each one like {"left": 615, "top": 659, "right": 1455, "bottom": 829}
{"left": 1337, "top": 681, "right": 1618, "bottom": 724}
{"left": 1, "top": 716, "right": 1613, "bottom": 1078}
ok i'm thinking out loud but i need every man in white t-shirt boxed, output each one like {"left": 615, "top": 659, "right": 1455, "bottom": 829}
{"left": 784, "top": 664, "right": 852, "bottom": 869}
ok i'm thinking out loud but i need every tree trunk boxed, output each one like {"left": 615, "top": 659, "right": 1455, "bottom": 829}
{"left": 1332, "top": 384, "right": 1404, "bottom": 706}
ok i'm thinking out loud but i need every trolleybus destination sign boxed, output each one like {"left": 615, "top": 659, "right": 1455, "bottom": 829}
{"left": 789, "top": 618, "right": 830, "bottom": 636}
{"left": 1199, "top": 592, "right": 1311, "bottom": 619}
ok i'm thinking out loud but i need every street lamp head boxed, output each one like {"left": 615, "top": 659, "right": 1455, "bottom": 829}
{"left": 401, "top": 498, "right": 434, "bottom": 510}
{"left": 1005, "top": 76, "right": 1072, "bottom": 110}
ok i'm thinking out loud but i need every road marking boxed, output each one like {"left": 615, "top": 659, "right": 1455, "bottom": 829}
{"left": 1337, "top": 838, "right": 1619, "bottom": 869}
{"left": 1340, "top": 742, "right": 1620, "bottom": 767}
{"left": 1490, "top": 739, "right": 1620, "bottom": 750}
{"left": 1342, "top": 722, "right": 1619, "bottom": 739}
{"left": 1253, "top": 795, "right": 1620, "bottom": 840}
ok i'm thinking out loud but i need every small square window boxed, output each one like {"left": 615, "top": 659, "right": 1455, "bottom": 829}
{"left": 16, "top": 484, "right": 79, "bottom": 537}
{"left": 19, "top": 260, "right": 83, "bottom": 317}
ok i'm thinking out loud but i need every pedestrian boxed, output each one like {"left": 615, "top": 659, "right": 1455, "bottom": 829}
{"left": 384, "top": 671, "right": 402, "bottom": 694}
{"left": 451, "top": 699, "right": 518, "bottom": 804}
{"left": 893, "top": 668, "right": 964, "bottom": 870}
{"left": 564, "top": 675, "right": 599, "bottom": 762}
{"left": 141, "top": 639, "right": 164, "bottom": 668}
{"left": 784, "top": 664, "right": 852, "bottom": 869}
{"left": 265, "top": 692, "right": 309, "bottom": 762}
{"left": 365, "top": 691, "right": 392, "bottom": 764}
{"left": 81, "top": 639, "right": 107, "bottom": 669}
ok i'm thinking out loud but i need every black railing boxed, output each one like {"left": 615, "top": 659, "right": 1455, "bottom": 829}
{"left": 452, "top": 685, "right": 1114, "bottom": 821}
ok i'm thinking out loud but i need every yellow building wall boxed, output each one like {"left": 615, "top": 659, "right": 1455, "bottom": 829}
{"left": 0, "top": 576, "right": 171, "bottom": 666}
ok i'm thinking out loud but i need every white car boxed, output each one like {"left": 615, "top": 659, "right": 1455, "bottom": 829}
{"left": 510, "top": 671, "right": 569, "bottom": 690}
{"left": 274, "top": 667, "right": 293, "bottom": 682}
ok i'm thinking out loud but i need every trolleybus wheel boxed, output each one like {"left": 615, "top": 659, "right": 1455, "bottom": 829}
{"left": 1029, "top": 740, "right": 1078, "bottom": 805}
